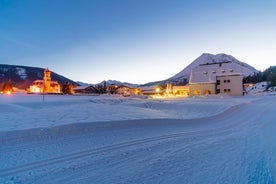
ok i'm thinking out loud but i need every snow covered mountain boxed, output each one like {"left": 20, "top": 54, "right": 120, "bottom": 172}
{"left": 97, "top": 80, "right": 139, "bottom": 88}
{"left": 168, "top": 53, "right": 259, "bottom": 84}
{"left": 0, "top": 64, "right": 78, "bottom": 89}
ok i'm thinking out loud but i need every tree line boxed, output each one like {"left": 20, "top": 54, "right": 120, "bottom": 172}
{"left": 243, "top": 66, "right": 276, "bottom": 88}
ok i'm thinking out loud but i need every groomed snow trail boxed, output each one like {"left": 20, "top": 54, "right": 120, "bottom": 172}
{"left": 0, "top": 95, "right": 275, "bottom": 183}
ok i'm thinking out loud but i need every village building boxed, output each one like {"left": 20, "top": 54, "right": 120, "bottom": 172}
{"left": 73, "top": 85, "right": 99, "bottom": 94}
{"left": 165, "top": 83, "right": 190, "bottom": 96}
{"left": 172, "top": 85, "right": 190, "bottom": 96}
{"left": 139, "top": 85, "right": 164, "bottom": 95}
{"left": 115, "top": 85, "right": 140, "bottom": 96}
{"left": 189, "top": 62, "right": 244, "bottom": 96}
{"left": 29, "top": 68, "right": 61, "bottom": 93}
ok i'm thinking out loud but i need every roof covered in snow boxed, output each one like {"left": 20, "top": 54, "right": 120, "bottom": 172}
{"left": 169, "top": 53, "right": 258, "bottom": 83}
{"left": 189, "top": 62, "right": 243, "bottom": 84}
{"left": 73, "top": 85, "right": 95, "bottom": 90}
{"left": 139, "top": 85, "right": 160, "bottom": 91}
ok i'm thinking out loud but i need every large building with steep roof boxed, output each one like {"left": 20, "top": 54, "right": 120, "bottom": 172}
{"left": 189, "top": 61, "right": 243, "bottom": 96}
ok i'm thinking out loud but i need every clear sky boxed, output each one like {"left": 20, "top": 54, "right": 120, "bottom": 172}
{"left": 0, "top": 0, "right": 275, "bottom": 84}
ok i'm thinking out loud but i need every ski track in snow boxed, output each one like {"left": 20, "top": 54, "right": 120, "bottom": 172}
{"left": 0, "top": 94, "right": 276, "bottom": 183}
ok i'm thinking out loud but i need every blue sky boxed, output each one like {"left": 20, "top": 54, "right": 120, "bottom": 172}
{"left": 1, "top": 0, "right": 275, "bottom": 84}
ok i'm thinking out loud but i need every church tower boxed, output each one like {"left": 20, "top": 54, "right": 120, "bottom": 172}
{"left": 43, "top": 68, "right": 51, "bottom": 93}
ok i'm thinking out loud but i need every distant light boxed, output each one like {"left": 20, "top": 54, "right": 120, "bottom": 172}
{"left": 6, "top": 91, "right": 11, "bottom": 95}
{"left": 155, "top": 87, "right": 160, "bottom": 92}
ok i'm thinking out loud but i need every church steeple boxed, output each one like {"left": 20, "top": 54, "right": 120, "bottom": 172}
{"left": 43, "top": 68, "right": 51, "bottom": 93}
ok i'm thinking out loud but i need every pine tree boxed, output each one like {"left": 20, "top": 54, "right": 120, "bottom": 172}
{"left": 62, "top": 82, "right": 73, "bottom": 94}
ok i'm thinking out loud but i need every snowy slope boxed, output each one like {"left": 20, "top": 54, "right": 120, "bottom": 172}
{"left": 0, "top": 94, "right": 256, "bottom": 131}
{"left": 0, "top": 94, "right": 275, "bottom": 183}
{"left": 246, "top": 81, "right": 268, "bottom": 94}
{"left": 15, "top": 67, "right": 27, "bottom": 80}
{"left": 168, "top": 53, "right": 258, "bottom": 83}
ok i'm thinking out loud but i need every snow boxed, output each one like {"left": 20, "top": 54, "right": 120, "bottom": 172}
{"left": 15, "top": 67, "right": 27, "bottom": 80}
{"left": 170, "top": 53, "right": 258, "bottom": 82}
{"left": 0, "top": 93, "right": 276, "bottom": 183}
{"left": 189, "top": 62, "right": 243, "bottom": 83}
{"left": 246, "top": 81, "right": 269, "bottom": 95}
{"left": 0, "top": 94, "right": 253, "bottom": 131}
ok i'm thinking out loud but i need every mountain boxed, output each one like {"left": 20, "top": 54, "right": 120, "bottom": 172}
{"left": 144, "top": 53, "right": 259, "bottom": 86}
{"left": 0, "top": 64, "right": 78, "bottom": 89}
{"left": 168, "top": 53, "right": 258, "bottom": 84}
{"left": 97, "top": 80, "right": 139, "bottom": 88}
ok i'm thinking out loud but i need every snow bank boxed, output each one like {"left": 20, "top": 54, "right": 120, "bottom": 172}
{"left": 246, "top": 81, "right": 268, "bottom": 95}
{"left": 0, "top": 94, "right": 258, "bottom": 131}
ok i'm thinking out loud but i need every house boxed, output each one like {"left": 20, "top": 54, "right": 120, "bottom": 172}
{"left": 139, "top": 85, "right": 164, "bottom": 95}
{"left": 73, "top": 85, "right": 99, "bottom": 94}
{"left": 29, "top": 68, "right": 61, "bottom": 93}
{"left": 172, "top": 85, "right": 190, "bottom": 96}
{"left": 165, "top": 83, "right": 189, "bottom": 96}
{"left": 115, "top": 85, "right": 140, "bottom": 96}
{"left": 189, "top": 62, "right": 243, "bottom": 96}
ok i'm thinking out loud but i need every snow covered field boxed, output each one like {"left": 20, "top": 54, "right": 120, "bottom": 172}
{"left": 0, "top": 93, "right": 276, "bottom": 183}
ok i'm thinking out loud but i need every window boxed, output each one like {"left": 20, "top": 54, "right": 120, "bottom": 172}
{"left": 216, "top": 89, "right": 220, "bottom": 94}
{"left": 227, "top": 80, "right": 230, "bottom": 83}
{"left": 216, "top": 80, "right": 220, "bottom": 85}
{"left": 224, "top": 89, "right": 231, "bottom": 93}
{"left": 224, "top": 80, "right": 227, "bottom": 83}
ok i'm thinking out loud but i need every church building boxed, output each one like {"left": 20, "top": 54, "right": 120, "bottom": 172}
{"left": 29, "top": 68, "right": 61, "bottom": 93}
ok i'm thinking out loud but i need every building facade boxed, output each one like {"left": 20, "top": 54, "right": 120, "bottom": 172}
{"left": 216, "top": 75, "right": 243, "bottom": 96}
{"left": 189, "top": 62, "right": 243, "bottom": 96}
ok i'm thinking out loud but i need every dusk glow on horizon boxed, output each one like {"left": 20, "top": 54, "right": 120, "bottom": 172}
{"left": 1, "top": 0, "right": 275, "bottom": 84}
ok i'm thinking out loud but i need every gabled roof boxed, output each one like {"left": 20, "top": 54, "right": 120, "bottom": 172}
{"left": 139, "top": 85, "right": 161, "bottom": 91}
{"left": 189, "top": 62, "right": 243, "bottom": 84}
{"left": 117, "top": 85, "right": 132, "bottom": 89}
{"left": 73, "top": 85, "right": 95, "bottom": 90}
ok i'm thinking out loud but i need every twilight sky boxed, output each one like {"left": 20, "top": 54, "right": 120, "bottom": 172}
{"left": 0, "top": 0, "right": 275, "bottom": 84}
